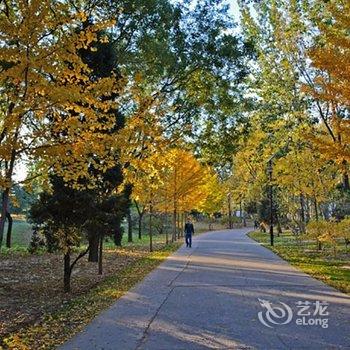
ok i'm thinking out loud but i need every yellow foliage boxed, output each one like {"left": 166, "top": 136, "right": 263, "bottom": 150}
{"left": 307, "top": 0, "right": 350, "bottom": 163}
{"left": 158, "top": 149, "right": 208, "bottom": 213}
{"left": 274, "top": 147, "right": 338, "bottom": 201}
{"left": 336, "top": 218, "right": 350, "bottom": 241}
{"left": 307, "top": 218, "right": 349, "bottom": 249}
{"left": 197, "top": 170, "right": 225, "bottom": 215}
{"left": 0, "top": 0, "right": 123, "bottom": 190}
{"left": 127, "top": 146, "right": 220, "bottom": 216}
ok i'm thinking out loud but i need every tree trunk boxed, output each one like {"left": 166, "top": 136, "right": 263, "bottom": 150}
{"left": 64, "top": 252, "right": 71, "bottom": 293}
{"left": 0, "top": 145, "right": 16, "bottom": 249}
{"left": 173, "top": 207, "right": 177, "bottom": 242}
{"left": 64, "top": 245, "right": 90, "bottom": 292}
{"left": 305, "top": 198, "right": 311, "bottom": 223}
{"left": 0, "top": 188, "right": 10, "bottom": 248}
{"left": 173, "top": 167, "right": 177, "bottom": 241}
{"left": 342, "top": 160, "right": 349, "bottom": 191}
{"left": 243, "top": 211, "right": 247, "bottom": 227}
{"left": 240, "top": 201, "right": 243, "bottom": 226}
{"left": 314, "top": 197, "right": 319, "bottom": 221}
{"left": 138, "top": 214, "right": 143, "bottom": 240}
{"left": 88, "top": 234, "right": 99, "bottom": 262}
{"left": 98, "top": 235, "right": 103, "bottom": 275}
{"left": 134, "top": 201, "right": 143, "bottom": 240}
{"left": 277, "top": 222, "right": 282, "bottom": 236}
{"left": 275, "top": 211, "right": 282, "bottom": 237}
{"left": 6, "top": 211, "right": 12, "bottom": 248}
{"left": 181, "top": 213, "right": 185, "bottom": 237}
{"left": 165, "top": 213, "right": 169, "bottom": 245}
{"left": 149, "top": 204, "right": 153, "bottom": 252}
{"left": 114, "top": 225, "right": 122, "bottom": 246}
{"left": 343, "top": 171, "right": 350, "bottom": 191}
{"left": 127, "top": 209, "right": 133, "bottom": 243}
{"left": 114, "top": 224, "right": 123, "bottom": 247}
{"left": 299, "top": 193, "right": 306, "bottom": 233}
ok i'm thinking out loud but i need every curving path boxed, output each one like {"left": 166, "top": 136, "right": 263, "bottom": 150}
{"left": 61, "top": 228, "right": 350, "bottom": 350}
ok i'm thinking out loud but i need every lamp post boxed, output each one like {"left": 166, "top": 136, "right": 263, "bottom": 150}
{"left": 267, "top": 159, "right": 274, "bottom": 246}
{"left": 227, "top": 192, "right": 232, "bottom": 229}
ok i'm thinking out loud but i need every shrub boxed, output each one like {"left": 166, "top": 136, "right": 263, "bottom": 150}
{"left": 336, "top": 217, "right": 350, "bottom": 248}
{"left": 306, "top": 220, "right": 338, "bottom": 251}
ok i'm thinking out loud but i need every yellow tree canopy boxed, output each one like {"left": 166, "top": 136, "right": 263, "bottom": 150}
{"left": 274, "top": 146, "right": 338, "bottom": 203}
{"left": 307, "top": 0, "right": 350, "bottom": 162}
{"left": 127, "top": 148, "right": 170, "bottom": 210}
{"left": 197, "top": 170, "right": 225, "bottom": 216}
{"left": 228, "top": 127, "right": 269, "bottom": 204}
{"left": 0, "top": 0, "right": 123, "bottom": 189}
{"left": 125, "top": 147, "right": 218, "bottom": 215}
{"left": 309, "top": 0, "right": 350, "bottom": 107}
{"left": 155, "top": 149, "right": 208, "bottom": 214}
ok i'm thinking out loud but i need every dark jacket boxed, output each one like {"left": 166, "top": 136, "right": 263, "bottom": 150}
{"left": 184, "top": 222, "right": 194, "bottom": 235}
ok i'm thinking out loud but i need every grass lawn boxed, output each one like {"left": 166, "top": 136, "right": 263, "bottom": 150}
{"left": 0, "top": 216, "right": 228, "bottom": 253}
{"left": 1, "top": 219, "right": 172, "bottom": 253}
{"left": 3, "top": 219, "right": 33, "bottom": 248}
{"left": 248, "top": 230, "right": 350, "bottom": 295}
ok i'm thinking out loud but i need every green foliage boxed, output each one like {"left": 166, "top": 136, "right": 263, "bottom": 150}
{"left": 29, "top": 176, "right": 90, "bottom": 253}
{"left": 9, "top": 185, "right": 36, "bottom": 214}
{"left": 332, "top": 189, "right": 350, "bottom": 220}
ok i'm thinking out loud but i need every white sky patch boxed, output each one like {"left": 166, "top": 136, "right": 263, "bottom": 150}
{"left": 227, "top": 0, "right": 240, "bottom": 21}
{"left": 13, "top": 161, "right": 28, "bottom": 183}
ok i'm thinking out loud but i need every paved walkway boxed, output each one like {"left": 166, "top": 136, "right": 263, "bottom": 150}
{"left": 61, "top": 228, "right": 350, "bottom": 350}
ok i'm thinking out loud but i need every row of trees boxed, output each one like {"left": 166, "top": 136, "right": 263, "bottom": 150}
{"left": 129, "top": 148, "right": 224, "bottom": 248}
{"left": 224, "top": 0, "right": 350, "bottom": 239}
{"left": 0, "top": 0, "right": 247, "bottom": 291}
{"left": 4, "top": 0, "right": 348, "bottom": 291}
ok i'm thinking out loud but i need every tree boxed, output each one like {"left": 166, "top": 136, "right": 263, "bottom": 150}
{"left": 0, "top": 0, "right": 122, "bottom": 248}
{"left": 197, "top": 170, "right": 225, "bottom": 229}
{"left": 29, "top": 176, "right": 91, "bottom": 292}
{"left": 240, "top": 0, "right": 350, "bottom": 192}
{"left": 306, "top": 0, "right": 350, "bottom": 188}
{"left": 126, "top": 148, "right": 169, "bottom": 248}
{"left": 337, "top": 217, "right": 350, "bottom": 248}
{"left": 156, "top": 149, "right": 207, "bottom": 240}
{"left": 275, "top": 142, "right": 338, "bottom": 230}
{"left": 234, "top": 0, "right": 348, "bottom": 231}
{"left": 111, "top": 0, "right": 249, "bottom": 164}
{"left": 0, "top": 184, "right": 35, "bottom": 247}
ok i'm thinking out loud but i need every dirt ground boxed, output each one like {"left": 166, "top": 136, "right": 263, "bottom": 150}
{"left": 0, "top": 242, "right": 163, "bottom": 339}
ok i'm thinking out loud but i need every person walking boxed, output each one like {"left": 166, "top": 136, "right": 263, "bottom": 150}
{"left": 184, "top": 218, "right": 194, "bottom": 248}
